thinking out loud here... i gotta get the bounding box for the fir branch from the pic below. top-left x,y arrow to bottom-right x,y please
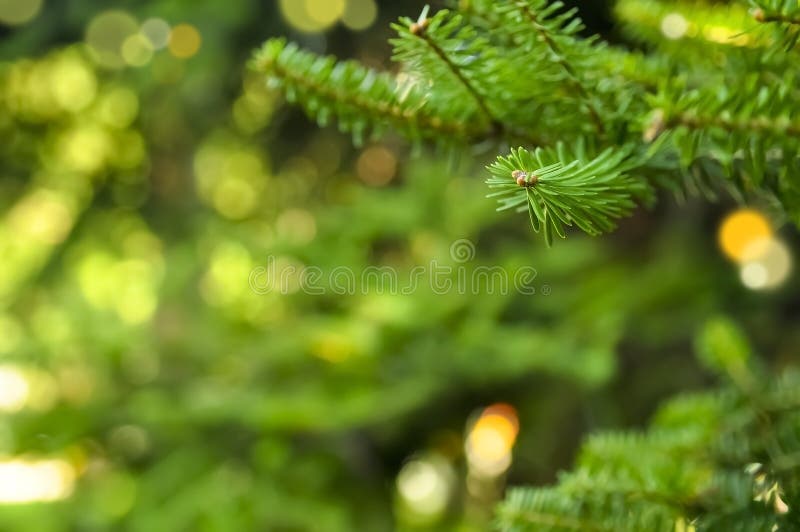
497,488 -> 608,531
558,471 -> 702,511
250,38 -> 491,144
402,14 -> 498,130
255,1 -> 800,240
391,11 -> 494,126
751,1 -> 800,26
391,9 -> 551,146
463,0 -> 614,135
486,143 -> 650,245
513,1 -> 606,134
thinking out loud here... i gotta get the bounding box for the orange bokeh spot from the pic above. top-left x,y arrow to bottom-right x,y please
169,24 -> 201,59
466,403 -> 519,464
356,145 -> 397,186
718,209 -> 772,262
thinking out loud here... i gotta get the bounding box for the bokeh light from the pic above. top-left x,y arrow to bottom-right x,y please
85,10 -> 139,69
342,0 -> 378,31
0,2 -> 795,530
661,13 -> 689,39
56,124 -> 111,174
276,208 -> 317,245
109,425 -> 150,458
200,242 -> 265,312
0,365 -> 59,413
0,0 -> 43,26
194,134 -> 269,219
50,55 -> 98,112
169,24 -> 202,59
141,18 -> 171,50
279,0 -> 347,33
121,33 -> 154,67
396,454 -> 454,522
739,238 -> 792,290
72,217 -> 164,325
96,87 -> 139,129
311,330 -> 356,363
718,209 -> 773,262
306,0 -> 346,27
465,403 -> 519,477
8,189 -> 75,245
0,459 -> 76,504
233,75 -> 276,133
357,145 -> 397,186
0,366 -> 29,412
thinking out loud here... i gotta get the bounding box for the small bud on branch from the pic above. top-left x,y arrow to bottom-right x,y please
512,170 -> 538,187
410,18 -> 430,35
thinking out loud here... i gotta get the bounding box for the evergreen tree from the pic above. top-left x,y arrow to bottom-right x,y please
252,0 -> 800,246
253,0 -> 800,529
0,1 -> 798,530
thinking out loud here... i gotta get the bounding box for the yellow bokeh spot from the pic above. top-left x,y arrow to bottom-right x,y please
121,33 -> 154,67
703,25 -> 753,46
97,87 -> 139,129
6,59 -> 56,118
194,135 -> 269,219
279,0 -> 345,33
465,403 -> 519,477
73,221 -> 163,325
8,188 -> 74,245
0,458 -> 76,503
233,78 -> 276,134
57,125 -> 110,174
0,364 -> 56,413
306,0 -> 345,26
114,260 -> 159,324
718,209 -> 772,262
169,24 -> 201,59
468,416 -> 516,461
50,56 -> 97,112
311,332 -> 355,363
214,178 -> 259,219
200,243 -> 254,306
0,365 -> 29,412
85,10 -> 139,69
276,209 -> 317,245
279,0 -> 320,33
0,0 -> 43,25
342,0 -> 378,31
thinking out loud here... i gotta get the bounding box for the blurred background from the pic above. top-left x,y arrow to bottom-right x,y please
0,0 -> 798,530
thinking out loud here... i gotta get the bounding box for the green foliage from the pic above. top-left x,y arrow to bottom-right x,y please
250,38 -> 484,145
253,0 -> 800,243
496,322 -> 800,532
751,0 -> 800,29
486,143 -> 649,245
2,1 -> 799,531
